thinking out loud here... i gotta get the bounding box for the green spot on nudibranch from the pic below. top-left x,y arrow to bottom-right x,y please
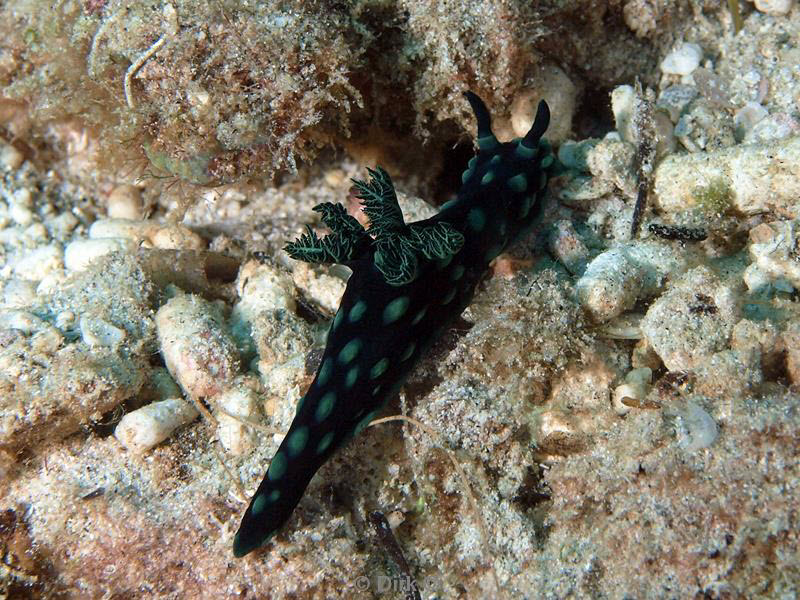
267,452 -> 287,481
372,385 -> 382,395
441,287 -> 457,305
354,410 -> 378,436
287,426 -> 309,457
338,339 -> 362,364
468,156 -> 478,169
332,309 -> 344,331
252,493 -> 268,515
478,135 -> 498,150
541,154 -> 554,169
317,358 -> 332,386
519,196 -> 533,219
515,142 -> 537,159
383,297 -> 410,324
490,154 -> 501,165
370,358 -> 389,379
400,342 -> 416,361
468,208 -> 486,232
411,306 -> 428,325
317,431 -> 334,454
507,173 -> 527,192
481,170 -> 495,185
349,300 -> 367,323
345,365 -> 359,388
268,489 -> 280,502
440,198 -> 459,211
315,391 -> 336,422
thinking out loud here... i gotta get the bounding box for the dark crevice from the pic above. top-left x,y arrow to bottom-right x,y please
431,140 -> 474,205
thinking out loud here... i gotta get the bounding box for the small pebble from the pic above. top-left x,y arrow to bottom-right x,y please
149,225 -> 205,250
89,218 -> 153,241
557,139 -> 599,172
656,85 -> 698,123
13,244 -> 64,281
575,248 -> 644,322
754,0 -> 794,15
80,315 -> 127,348
107,184 -> 143,220
64,238 -> 138,271
30,326 -> 64,354
0,141 -> 24,170
8,201 -> 34,226
660,43 -> 703,76
0,309 -> 46,334
3,279 -> 37,307
115,398 -> 199,454
548,220 -> 589,274
734,102 -> 768,141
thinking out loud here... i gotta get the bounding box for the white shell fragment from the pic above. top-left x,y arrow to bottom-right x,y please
673,400 -> 718,452
115,398 -> 199,454
156,294 -> 240,399
660,43 -> 703,76
611,85 -> 635,143
611,367 -> 653,415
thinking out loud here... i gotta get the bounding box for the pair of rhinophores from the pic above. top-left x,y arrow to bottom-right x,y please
233,91 -> 554,557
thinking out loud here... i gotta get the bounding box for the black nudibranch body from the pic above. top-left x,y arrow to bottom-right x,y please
233,92 -> 552,557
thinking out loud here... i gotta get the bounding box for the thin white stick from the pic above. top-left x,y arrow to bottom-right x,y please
124,35 -> 166,109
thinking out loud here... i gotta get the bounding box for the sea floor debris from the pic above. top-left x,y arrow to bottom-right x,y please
0,1 -> 799,598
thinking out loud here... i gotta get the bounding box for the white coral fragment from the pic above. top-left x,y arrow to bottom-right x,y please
115,398 -> 199,454
156,294 -> 240,399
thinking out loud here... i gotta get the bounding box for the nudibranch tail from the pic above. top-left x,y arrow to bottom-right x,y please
234,91 -> 552,557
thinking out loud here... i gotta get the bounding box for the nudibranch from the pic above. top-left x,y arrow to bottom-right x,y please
233,91 -> 552,557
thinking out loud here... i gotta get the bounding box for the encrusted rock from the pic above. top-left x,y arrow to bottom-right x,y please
641,267 -> 741,371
